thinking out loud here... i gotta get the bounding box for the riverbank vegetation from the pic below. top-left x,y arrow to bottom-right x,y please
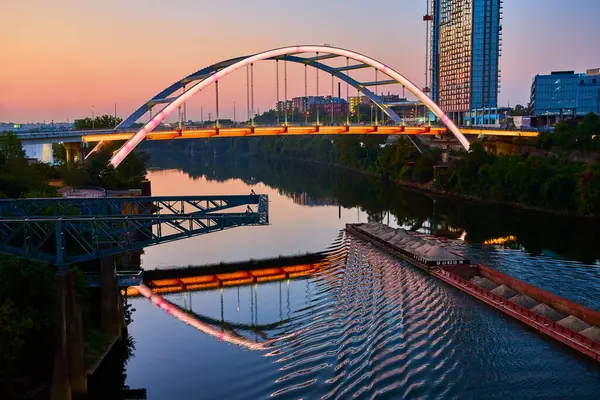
0,126 -> 148,397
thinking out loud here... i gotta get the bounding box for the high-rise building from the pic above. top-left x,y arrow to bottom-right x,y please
431,0 -> 502,123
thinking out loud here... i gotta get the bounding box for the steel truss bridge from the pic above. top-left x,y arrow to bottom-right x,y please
49,44 -> 535,167
0,194 -> 268,266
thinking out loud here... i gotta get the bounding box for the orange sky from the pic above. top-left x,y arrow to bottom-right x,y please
1,0 -> 599,123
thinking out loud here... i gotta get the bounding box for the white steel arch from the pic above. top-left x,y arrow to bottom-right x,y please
110,45 -> 470,167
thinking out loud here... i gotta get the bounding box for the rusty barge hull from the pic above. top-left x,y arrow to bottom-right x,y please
346,223 -> 600,363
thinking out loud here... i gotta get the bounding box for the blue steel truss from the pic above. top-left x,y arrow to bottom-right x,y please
0,195 -> 265,218
0,194 -> 269,267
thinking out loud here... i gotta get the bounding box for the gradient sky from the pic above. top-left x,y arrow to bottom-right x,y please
1,0 -> 599,123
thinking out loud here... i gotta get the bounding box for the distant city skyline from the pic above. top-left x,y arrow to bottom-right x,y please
1,0 -> 599,123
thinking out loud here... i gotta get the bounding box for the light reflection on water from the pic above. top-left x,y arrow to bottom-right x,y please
125,166 -> 600,399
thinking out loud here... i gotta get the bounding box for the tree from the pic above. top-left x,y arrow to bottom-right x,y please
511,104 -> 529,116
74,115 -> 122,130
0,132 -> 26,163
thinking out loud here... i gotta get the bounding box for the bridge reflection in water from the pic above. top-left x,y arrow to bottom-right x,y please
125,250 -> 343,350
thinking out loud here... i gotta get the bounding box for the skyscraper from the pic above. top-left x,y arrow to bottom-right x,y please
431,0 -> 502,124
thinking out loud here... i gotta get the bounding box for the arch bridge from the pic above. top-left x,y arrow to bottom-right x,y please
97,45 -> 475,167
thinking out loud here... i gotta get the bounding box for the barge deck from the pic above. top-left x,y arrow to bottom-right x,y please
346,222 -> 600,363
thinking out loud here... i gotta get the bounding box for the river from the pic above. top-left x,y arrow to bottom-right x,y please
119,154 -> 600,399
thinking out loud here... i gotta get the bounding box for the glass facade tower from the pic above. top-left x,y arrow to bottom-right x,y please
431,0 -> 502,123
530,70 -> 600,118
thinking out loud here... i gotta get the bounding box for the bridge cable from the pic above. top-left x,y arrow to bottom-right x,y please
304,64 -> 308,125
284,60 -> 288,126
375,68 -> 379,126
276,60 -> 280,125
251,63 -> 255,127
183,84 -> 187,122
215,80 -> 220,129
346,57 -> 350,126
316,52 -> 320,126
356,75 -> 360,124
246,65 -> 250,122
331,73 -> 334,124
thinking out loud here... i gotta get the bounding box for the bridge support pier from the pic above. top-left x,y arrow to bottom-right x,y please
66,271 -> 86,395
64,142 -> 84,166
101,255 -> 121,336
51,270 -> 86,399
51,273 -> 70,400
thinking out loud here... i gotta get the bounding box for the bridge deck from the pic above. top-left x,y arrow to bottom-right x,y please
6,124 -> 540,145
80,125 -> 539,143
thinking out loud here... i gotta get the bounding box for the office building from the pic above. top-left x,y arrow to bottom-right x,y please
276,100 -> 293,114
309,97 -> 349,118
289,96 -> 349,118
530,69 -> 600,119
349,94 -> 404,115
431,0 -> 502,124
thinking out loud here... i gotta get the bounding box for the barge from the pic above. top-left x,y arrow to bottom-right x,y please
347,222 -> 600,363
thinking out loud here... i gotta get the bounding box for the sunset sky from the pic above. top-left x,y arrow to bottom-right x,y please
1,0 -> 599,123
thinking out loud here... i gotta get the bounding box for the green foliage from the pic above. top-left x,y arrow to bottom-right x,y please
577,165 -> 600,216
52,143 -> 66,165
537,113 -> 600,152
57,141 -> 148,190
511,104 -> 529,116
0,132 -> 57,198
74,115 -> 122,130
434,140 -> 595,214
0,132 -> 26,162
0,257 -> 56,389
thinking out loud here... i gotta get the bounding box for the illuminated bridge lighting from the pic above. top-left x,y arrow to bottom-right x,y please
108,44 -> 475,167
134,283 -> 302,351
123,262 -> 327,297
483,235 -> 517,246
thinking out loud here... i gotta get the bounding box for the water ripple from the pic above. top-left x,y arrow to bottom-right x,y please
266,233 -> 466,399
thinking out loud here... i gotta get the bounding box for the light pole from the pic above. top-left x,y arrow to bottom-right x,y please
92,106 -> 95,129
233,100 -> 236,125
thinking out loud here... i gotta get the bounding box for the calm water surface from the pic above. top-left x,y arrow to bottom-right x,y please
124,156 -> 600,399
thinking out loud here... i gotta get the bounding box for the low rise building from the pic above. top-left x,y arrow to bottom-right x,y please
530,69 -> 600,120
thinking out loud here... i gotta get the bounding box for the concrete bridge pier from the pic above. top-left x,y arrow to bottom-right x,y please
51,273 -> 70,400
101,255 -> 122,336
51,270 -> 86,399
64,142 -> 84,166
